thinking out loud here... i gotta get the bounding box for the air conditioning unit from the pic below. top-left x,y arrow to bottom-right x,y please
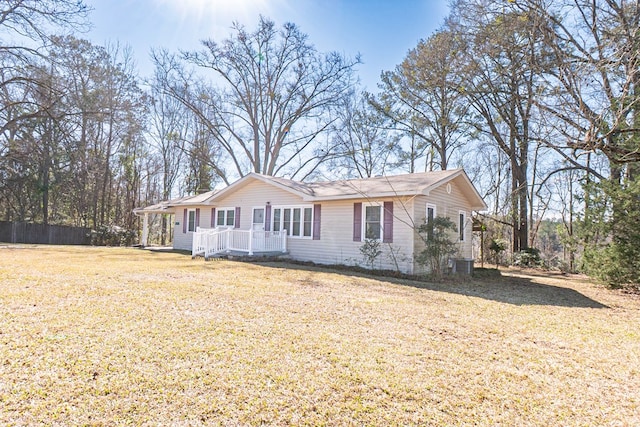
453,258 -> 474,275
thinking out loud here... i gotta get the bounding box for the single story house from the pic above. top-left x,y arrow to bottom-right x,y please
134,169 -> 487,274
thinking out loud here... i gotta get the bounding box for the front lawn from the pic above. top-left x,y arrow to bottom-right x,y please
1,245 -> 638,425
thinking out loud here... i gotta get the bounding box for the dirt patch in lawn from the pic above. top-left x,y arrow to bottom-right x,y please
1,246 -> 638,425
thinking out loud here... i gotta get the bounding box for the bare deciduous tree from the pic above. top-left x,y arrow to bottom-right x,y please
370,28 -> 471,172
0,0 -> 90,135
330,90 -> 400,178
451,0 -> 548,252
155,16 -> 360,180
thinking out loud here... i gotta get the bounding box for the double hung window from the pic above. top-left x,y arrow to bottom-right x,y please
216,208 -> 235,227
271,206 -> 313,238
364,205 -> 382,240
426,204 -> 436,240
187,209 -> 196,232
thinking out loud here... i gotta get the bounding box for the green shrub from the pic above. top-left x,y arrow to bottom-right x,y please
415,216 -> 459,278
513,247 -> 543,268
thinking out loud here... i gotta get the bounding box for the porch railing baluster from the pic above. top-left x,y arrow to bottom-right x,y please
192,228 -> 287,258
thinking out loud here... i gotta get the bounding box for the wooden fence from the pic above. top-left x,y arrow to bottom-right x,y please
0,221 -> 91,245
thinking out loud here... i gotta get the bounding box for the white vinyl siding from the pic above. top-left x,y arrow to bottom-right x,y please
413,179 -> 475,272
173,205 -> 214,251
171,174 -> 479,275
308,198 -> 414,273
196,186 -> 415,273
172,193 -> 415,273
214,180 -> 304,230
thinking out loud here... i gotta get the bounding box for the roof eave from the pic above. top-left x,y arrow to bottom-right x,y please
133,206 -> 175,215
470,204 -> 489,211
303,191 -> 419,202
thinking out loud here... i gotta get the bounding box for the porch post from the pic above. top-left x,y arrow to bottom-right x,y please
282,231 -> 287,253
141,213 -> 149,247
248,229 -> 254,255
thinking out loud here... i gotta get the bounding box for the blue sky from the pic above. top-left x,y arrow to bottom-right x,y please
85,0 -> 450,90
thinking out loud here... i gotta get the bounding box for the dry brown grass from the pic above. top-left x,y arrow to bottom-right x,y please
1,245 -> 639,426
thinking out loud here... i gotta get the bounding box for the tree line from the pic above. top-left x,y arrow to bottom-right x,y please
1,0 -> 638,286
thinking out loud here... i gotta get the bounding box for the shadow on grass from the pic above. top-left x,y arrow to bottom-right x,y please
248,260 -> 609,309
419,273 -> 608,308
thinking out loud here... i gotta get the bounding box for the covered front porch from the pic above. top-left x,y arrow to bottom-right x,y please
192,227 -> 288,259
133,202 -> 175,247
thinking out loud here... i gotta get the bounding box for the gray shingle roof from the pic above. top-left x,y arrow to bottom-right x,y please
283,169 -> 462,200
135,169 -> 487,213
133,190 -> 216,214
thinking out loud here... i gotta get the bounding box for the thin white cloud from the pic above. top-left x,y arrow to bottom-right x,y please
151,0 -> 292,33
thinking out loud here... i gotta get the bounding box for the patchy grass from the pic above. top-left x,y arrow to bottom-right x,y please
1,245 -> 639,426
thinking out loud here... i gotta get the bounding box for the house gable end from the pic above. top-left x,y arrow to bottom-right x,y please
206,173 -> 313,205
421,169 -> 487,211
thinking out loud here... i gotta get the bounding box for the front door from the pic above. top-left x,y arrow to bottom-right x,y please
252,208 -> 265,231
252,208 -> 265,251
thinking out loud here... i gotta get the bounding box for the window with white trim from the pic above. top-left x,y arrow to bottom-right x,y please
303,207 -> 312,237
459,211 -> 466,241
273,208 -> 282,232
187,209 -> 196,232
364,203 -> 383,241
272,205 -> 313,238
426,203 -> 436,240
216,208 -> 235,227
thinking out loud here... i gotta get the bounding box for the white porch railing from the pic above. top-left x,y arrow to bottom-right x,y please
192,227 -> 287,259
